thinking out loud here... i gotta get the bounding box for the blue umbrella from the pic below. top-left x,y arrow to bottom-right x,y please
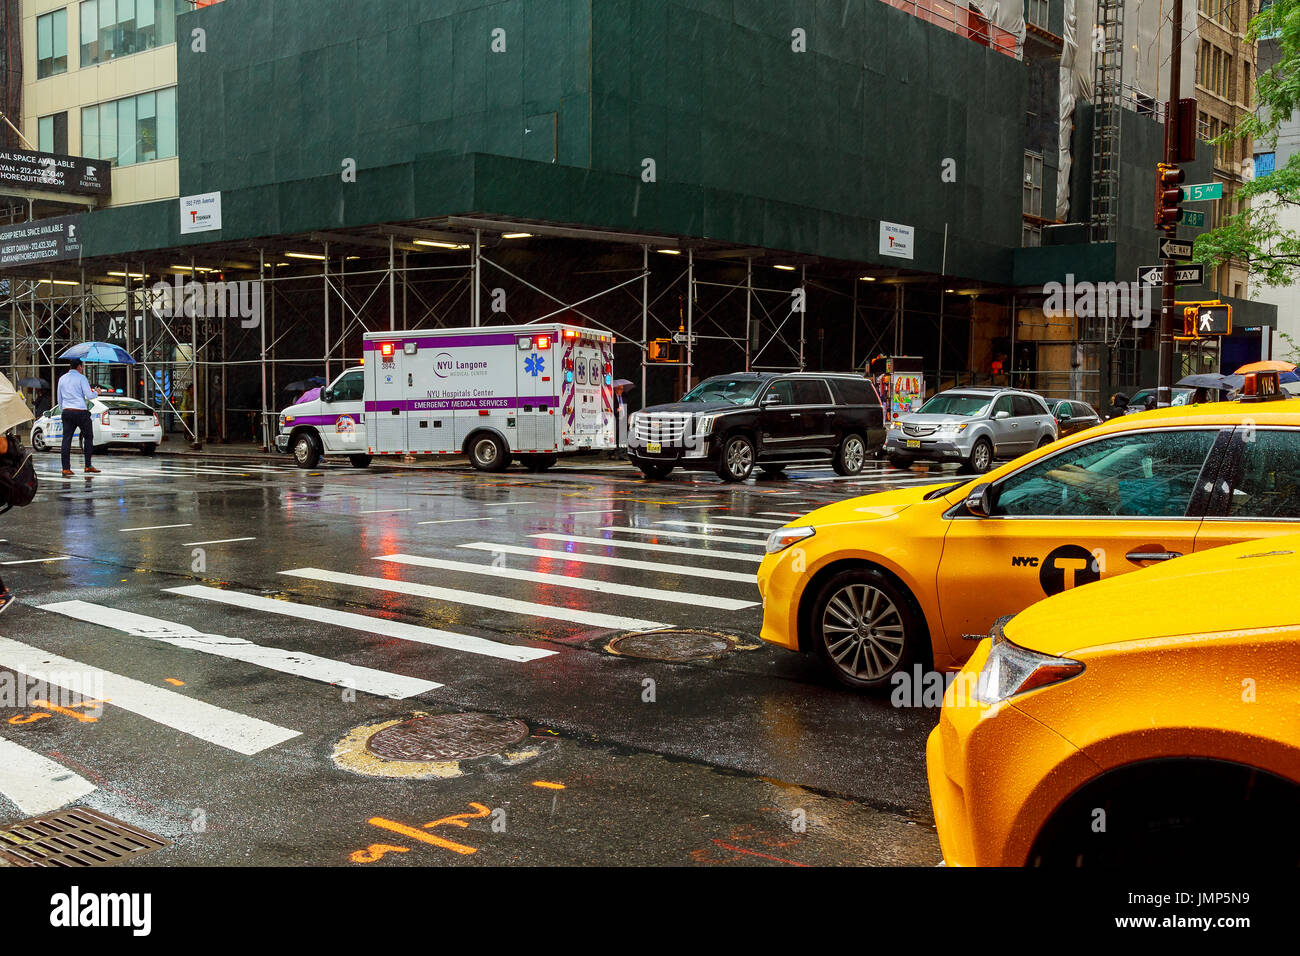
59,342 -> 136,365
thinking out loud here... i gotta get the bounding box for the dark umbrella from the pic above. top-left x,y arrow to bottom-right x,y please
1178,373 -> 1241,390
611,379 -> 634,388
17,378 -> 48,389
284,377 -> 327,392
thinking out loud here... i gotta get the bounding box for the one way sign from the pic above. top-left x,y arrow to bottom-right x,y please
1136,263 -> 1205,286
1157,237 -> 1194,260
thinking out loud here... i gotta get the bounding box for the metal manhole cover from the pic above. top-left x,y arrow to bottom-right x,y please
0,808 -> 169,867
366,712 -> 530,762
607,629 -> 735,662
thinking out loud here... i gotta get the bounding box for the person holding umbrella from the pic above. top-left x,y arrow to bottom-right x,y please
57,358 -> 100,477
609,379 -> 634,459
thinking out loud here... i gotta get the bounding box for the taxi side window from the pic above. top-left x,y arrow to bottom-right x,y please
332,372 -> 364,402
1223,429 -> 1300,519
993,430 -> 1218,518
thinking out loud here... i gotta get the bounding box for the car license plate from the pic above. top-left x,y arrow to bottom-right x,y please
113,432 -> 130,439
647,441 -> 662,454
905,439 -> 921,448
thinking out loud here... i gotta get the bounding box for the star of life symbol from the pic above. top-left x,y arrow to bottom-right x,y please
525,353 -> 545,377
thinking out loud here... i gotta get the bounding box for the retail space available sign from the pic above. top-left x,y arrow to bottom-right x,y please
879,221 -> 915,260
0,214 -> 84,268
180,192 -> 222,234
0,148 -> 110,197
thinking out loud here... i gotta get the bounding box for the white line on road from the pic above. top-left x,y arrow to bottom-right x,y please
759,512 -> 806,518
530,533 -> 763,563
598,526 -> 765,547
358,508 -> 413,514
0,736 -> 97,816
565,509 -> 624,515
182,537 -> 257,546
0,635 -> 300,755
460,542 -> 756,583
376,554 -> 758,610
697,516 -> 787,526
168,585 -> 557,661
0,556 -> 71,565
37,601 -> 441,700
278,568 -> 664,632
120,524 -> 192,532
655,521 -> 769,536
417,516 -> 507,525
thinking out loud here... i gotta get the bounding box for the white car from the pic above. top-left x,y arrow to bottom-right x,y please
30,397 -> 163,455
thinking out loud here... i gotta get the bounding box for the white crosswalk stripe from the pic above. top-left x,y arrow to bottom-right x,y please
759,512 -> 806,518
376,554 -> 758,610
37,601 -> 442,700
168,585 -> 558,661
598,526 -> 765,547
0,736 -> 97,816
698,516 -> 787,527
277,568 -> 666,632
459,542 -> 756,583
654,521 -> 769,536
530,532 -> 763,563
0,635 -> 300,755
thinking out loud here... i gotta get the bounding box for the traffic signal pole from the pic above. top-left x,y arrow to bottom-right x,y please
1159,0 -> 1184,406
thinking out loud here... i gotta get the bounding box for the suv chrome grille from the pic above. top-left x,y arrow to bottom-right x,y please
632,413 -> 691,443
903,425 -> 936,437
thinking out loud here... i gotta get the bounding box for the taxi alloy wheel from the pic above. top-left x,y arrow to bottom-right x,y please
717,434 -> 755,482
813,568 -> 921,689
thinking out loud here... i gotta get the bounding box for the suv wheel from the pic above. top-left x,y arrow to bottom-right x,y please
962,437 -> 993,474
832,433 -> 867,476
716,434 -> 755,482
638,461 -> 673,480
811,567 -> 924,690
1037,435 -> 1054,449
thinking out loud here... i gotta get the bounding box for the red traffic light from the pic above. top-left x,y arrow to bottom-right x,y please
1155,163 -> 1185,232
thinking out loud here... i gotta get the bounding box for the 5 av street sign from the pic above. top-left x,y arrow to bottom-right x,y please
1182,182 -> 1223,202
1136,263 -> 1205,286
1157,237 -> 1194,261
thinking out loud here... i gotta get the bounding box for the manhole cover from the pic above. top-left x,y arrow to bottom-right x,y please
0,808 -> 169,867
366,712 -> 530,762
607,629 -> 736,662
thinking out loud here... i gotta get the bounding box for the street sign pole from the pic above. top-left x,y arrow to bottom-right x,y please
1159,0 -> 1183,408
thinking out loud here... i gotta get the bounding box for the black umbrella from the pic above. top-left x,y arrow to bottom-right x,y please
284,377 -> 327,392
17,378 -> 48,389
1178,373 -> 1242,390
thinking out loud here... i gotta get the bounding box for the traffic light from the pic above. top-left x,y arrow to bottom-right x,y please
1179,301 -> 1232,338
647,338 -> 680,363
1155,163 -> 1185,232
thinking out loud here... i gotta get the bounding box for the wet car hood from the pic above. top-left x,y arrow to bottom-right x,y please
787,484 -> 939,527
636,401 -> 753,416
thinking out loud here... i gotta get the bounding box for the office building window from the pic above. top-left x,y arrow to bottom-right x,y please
1027,0 -> 1049,29
37,9 -> 69,79
38,112 -> 69,154
1023,151 -> 1043,217
79,0 -> 188,67
81,87 -> 176,167
1022,222 -> 1042,247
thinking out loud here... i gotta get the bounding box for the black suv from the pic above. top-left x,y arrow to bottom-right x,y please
626,372 -> 886,482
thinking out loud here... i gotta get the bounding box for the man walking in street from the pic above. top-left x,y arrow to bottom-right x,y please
57,358 -> 100,477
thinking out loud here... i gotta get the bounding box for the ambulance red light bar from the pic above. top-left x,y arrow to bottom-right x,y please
380,342 -> 394,357
536,335 -> 551,349
563,330 -> 577,338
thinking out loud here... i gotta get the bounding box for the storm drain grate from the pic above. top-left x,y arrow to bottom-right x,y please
607,629 -> 735,662
366,712 -> 531,762
0,808 -> 169,867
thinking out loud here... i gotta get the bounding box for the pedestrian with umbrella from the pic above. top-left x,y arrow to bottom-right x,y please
19,378 -> 52,417
56,357 -> 101,477
609,378 -> 634,459
0,372 -> 38,613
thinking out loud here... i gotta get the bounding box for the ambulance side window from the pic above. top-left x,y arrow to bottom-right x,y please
331,371 -> 364,402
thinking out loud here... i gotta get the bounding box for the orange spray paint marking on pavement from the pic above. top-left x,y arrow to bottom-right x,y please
532,781 -> 565,790
425,802 -> 491,830
350,844 -> 410,864
164,678 -> 186,686
31,699 -> 109,723
368,818 -> 477,856
8,712 -> 52,725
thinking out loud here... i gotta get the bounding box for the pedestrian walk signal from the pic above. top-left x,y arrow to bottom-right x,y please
647,338 -> 682,363
1179,301 -> 1232,338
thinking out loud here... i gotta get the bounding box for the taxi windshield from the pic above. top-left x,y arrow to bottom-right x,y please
680,379 -> 762,405
918,393 -> 991,417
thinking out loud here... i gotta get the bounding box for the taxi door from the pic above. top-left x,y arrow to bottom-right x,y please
1195,424 -> 1300,551
934,425 -> 1226,659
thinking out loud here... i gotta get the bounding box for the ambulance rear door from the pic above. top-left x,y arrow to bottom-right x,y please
515,330 -> 558,453
368,339 -> 406,454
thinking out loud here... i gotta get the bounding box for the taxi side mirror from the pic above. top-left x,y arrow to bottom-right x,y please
965,482 -> 996,517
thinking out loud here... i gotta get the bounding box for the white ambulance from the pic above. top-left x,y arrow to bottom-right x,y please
275,324 -> 616,470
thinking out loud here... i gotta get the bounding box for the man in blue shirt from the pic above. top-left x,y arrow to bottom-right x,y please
57,359 -> 101,477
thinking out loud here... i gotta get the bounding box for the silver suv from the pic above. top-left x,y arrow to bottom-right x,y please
885,386 -> 1058,473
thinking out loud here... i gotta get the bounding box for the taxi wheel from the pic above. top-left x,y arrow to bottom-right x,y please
32,429 -> 46,452
717,434 -> 755,482
292,432 -> 322,468
832,433 -> 867,476
812,568 -> 923,690
961,438 -> 993,474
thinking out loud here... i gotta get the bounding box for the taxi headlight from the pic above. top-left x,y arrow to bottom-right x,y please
766,526 -> 814,554
971,624 -> 1084,705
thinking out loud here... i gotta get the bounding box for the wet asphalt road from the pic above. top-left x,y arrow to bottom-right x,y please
0,451 -> 959,866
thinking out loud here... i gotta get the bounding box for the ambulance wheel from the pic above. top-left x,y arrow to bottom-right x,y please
349,455 -> 372,469
468,433 -> 509,472
519,454 -> 558,472
292,432 -> 322,468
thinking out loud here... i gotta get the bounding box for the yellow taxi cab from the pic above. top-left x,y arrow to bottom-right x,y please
927,532 -> 1300,866
757,401 -> 1300,688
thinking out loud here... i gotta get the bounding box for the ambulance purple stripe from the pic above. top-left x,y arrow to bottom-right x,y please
363,333 -> 519,350
365,398 -> 543,412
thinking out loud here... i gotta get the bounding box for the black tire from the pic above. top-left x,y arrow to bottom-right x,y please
349,454 -> 372,468
637,462 -> 673,480
31,429 -> 46,453
468,433 -> 509,472
716,433 -> 756,482
1037,435 -> 1054,449
961,438 -> 993,474
140,443 -> 157,456
832,433 -> 867,476
759,464 -> 787,476
519,454 -> 558,473
292,431 -> 322,468
887,454 -> 912,470
811,567 -> 927,690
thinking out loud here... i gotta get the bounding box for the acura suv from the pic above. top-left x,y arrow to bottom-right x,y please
627,372 -> 886,481
885,386 -> 1057,473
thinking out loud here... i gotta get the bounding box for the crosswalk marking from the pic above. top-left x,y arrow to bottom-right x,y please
597,526 -> 765,547
654,521 -> 769,536
0,635 -> 300,755
1,556 -> 72,565
120,523 -> 192,532
699,517 -> 787,527
182,537 -> 256,546
167,585 -> 559,661
375,554 -> 758,610
277,568 -> 666,632
530,533 -> 763,563
459,542 -> 756,583
0,736 -> 97,816
759,512 -> 806,518
37,601 -> 442,700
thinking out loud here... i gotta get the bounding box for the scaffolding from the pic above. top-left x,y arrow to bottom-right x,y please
1090,0 -> 1126,242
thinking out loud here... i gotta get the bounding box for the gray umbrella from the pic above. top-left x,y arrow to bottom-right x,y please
1178,373 -> 1241,390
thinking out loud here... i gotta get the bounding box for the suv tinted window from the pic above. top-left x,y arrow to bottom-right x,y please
1223,429 -> 1300,518
792,379 -> 831,405
1012,395 -> 1041,417
766,380 -> 796,405
994,429 -> 1217,518
991,395 -> 1016,418
829,378 -> 879,406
